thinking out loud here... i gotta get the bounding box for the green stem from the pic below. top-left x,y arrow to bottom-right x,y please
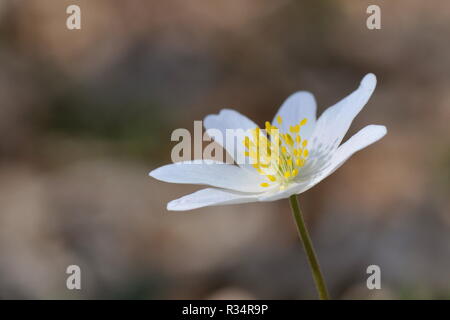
289,195 -> 330,300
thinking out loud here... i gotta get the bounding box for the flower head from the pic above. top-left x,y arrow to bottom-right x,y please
150,73 -> 386,211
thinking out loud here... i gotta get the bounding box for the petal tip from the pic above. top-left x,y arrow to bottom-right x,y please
166,201 -> 175,211
361,73 -> 377,89
204,108 -> 234,122
148,167 -> 160,179
371,124 -> 387,136
167,199 -> 186,211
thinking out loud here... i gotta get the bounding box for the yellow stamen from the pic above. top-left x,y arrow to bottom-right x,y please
290,125 -> 300,133
285,134 -> 294,146
296,158 -> 305,166
243,136 -> 251,148
245,117 -> 310,190
277,115 -> 283,125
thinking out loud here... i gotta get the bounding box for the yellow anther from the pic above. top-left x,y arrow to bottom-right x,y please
252,127 -> 260,141
277,115 -> 283,125
248,117 -> 309,190
290,125 -> 300,133
287,134 -> 295,146
243,137 -> 251,148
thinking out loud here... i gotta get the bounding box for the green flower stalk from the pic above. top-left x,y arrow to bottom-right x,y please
289,195 -> 329,299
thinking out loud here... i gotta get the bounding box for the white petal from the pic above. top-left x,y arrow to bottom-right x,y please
272,91 -> 317,139
204,109 -> 258,165
149,161 -> 268,192
309,73 -> 377,153
321,124 -> 387,177
167,188 -> 260,211
260,124 -> 386,201
257,183 -> 303,202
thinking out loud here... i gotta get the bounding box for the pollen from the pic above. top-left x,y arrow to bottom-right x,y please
243,117 -> 310,190
277,115 -> 283,125
296,158 -> 305,166
289,125 -> 300,133
285,134 -> 294,146
243,136 -> 252,149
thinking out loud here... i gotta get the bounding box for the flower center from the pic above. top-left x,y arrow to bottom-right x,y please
243,116 -> 309,190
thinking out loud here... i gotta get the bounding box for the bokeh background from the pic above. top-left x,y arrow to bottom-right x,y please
0,0 -> 449,299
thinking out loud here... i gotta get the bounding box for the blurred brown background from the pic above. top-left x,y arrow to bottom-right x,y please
0,0 -> 449,299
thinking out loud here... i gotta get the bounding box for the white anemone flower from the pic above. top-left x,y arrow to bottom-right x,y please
150,73 -> 386,211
